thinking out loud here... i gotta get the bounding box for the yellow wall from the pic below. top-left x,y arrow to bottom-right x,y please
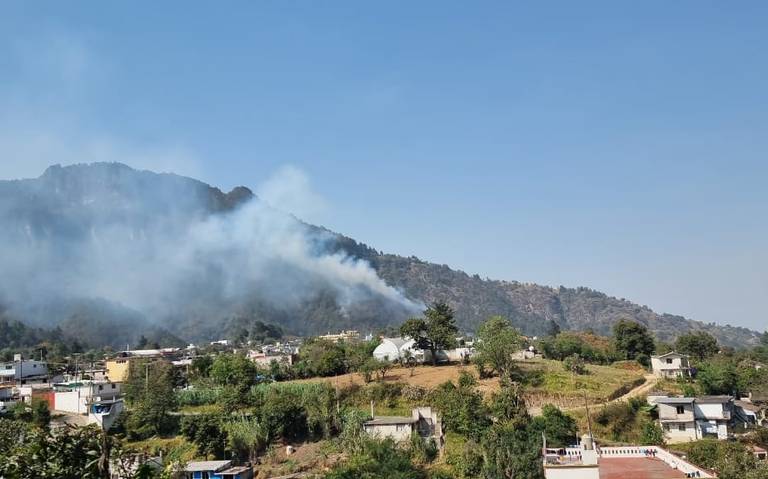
105,359 -> 131,382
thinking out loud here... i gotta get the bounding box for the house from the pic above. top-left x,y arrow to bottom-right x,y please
649,394 -> 734,442
650,352 -> 691,379
106,348 -> 180,382
0,384 -> 17,414
734,399 -> 767,427
182,460 -> 253,479
0,359 -> 49,384
53,381 -> 124,430
543,436 -> 714,478
363,407 -> 444,450
247,351 -> 293,368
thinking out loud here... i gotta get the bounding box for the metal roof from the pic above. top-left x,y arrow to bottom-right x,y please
364,416 -> 416,426
183,460 -> 232,472
651,351 -> 687,359
696,395 -> 733,404
655,397 -> 695,404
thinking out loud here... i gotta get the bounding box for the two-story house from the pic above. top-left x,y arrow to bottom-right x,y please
650,351 -> 691,379
649,395 -> 734,442
0,359 -> 49,384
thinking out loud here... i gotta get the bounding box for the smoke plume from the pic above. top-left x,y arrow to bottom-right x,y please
0,163 -> 421,337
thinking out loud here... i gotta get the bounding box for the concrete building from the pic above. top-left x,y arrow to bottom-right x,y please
363,407 -> 444,450
650,351 -> 691,379
53,381 -> 124,430
649,394 -> 735,442
0,384 -> 17,413
0,359 -> 49,384
735,399 -> 767,427
247,350 -> 293,368
318,330 -> 360,343
543,438 -> 714,478
106,348 -> 180,382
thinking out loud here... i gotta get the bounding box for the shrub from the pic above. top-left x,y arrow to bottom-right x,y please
563,354 -> 587,375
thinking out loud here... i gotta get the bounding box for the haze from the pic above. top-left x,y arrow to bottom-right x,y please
1,2 -> 766,330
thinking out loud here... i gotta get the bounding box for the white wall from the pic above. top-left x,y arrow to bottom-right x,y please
662,421 -> 697,442
55,390 -> 85,414
695,403 -> 726,419
544,466 -> 600,479
364,423 -> 413,442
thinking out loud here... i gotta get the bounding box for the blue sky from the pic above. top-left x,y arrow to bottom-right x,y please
1,2 -> 766,330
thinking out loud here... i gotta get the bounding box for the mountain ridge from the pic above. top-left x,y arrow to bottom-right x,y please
0,163 -> 760,349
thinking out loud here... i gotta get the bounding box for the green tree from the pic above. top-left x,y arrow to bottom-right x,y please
697,357 -> 740,395
532,405 -> 577,448
124,360 -> 178,438
481,383 -> 544,479
0,420 -> 112,478
675,331 -> 719,362
31,398 -> 51,429
325,438 -> 426,479
488,380 -> 529,423
180,414 -> 228,459
474,316 -> 522,379
294,338 -> 347,377
431,371 -> 490,439
400,302 -> 458,366
190,355 -> 213,379
563,354 -> 587,375
210,353 -> 259,388
612,320 -> 655,362
640,420 -> 664,446
687,440 -> 756,479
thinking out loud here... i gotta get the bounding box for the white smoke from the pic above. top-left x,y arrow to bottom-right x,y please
0,163 -> 421,332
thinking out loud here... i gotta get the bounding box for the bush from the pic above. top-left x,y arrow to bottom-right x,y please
563,354 -> 587,375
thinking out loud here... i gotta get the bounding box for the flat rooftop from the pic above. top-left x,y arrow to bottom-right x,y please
599,457 -> 686,479
364,416 -> 416,425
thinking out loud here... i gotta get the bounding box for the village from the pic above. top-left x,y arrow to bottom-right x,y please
2,310 -> 767,479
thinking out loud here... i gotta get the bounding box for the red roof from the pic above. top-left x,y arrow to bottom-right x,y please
599,457 -> 687,479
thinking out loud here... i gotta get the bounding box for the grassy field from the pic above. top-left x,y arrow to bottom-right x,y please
520,359 -> 646,409
292,358 -> 646,410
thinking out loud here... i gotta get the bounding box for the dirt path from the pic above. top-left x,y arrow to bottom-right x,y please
528,373 -> 657,416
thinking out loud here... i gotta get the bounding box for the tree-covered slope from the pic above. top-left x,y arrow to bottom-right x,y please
0,163 -> 760,349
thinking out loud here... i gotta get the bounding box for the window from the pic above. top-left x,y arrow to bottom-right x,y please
663,423 -> 670,431
676,406 -> 685,415
666,359 -> 673,364
678,424 -> 686,431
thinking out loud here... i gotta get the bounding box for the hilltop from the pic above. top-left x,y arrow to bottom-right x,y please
0,163 -> 760,349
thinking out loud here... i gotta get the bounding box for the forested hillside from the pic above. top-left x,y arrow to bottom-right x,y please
0,163 -> 760,349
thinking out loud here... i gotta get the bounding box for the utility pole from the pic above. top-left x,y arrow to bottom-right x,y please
583,390 -> 594,443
